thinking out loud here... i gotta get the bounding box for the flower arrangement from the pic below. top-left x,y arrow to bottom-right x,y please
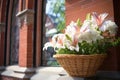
43,12 -> 120,55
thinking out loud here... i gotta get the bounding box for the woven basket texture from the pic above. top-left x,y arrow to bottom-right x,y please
54,54 -> 106,77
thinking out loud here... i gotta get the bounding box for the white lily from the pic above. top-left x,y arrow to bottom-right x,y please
65,21 -> 80,40
100,20 -> 118,34
79,28 -> 103,43
43,42 -> 54,51
80,20 -> 91,32
43,12 -> 118,54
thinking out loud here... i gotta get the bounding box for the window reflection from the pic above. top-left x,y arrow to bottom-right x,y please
10,0 -> 19,65
42,0 -> 65,66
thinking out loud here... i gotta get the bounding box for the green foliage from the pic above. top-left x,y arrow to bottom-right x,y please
57,38 -> 120,55
52,0 -> 65,32
57,48 -> 77,54
111,37 -> 120,46
57,20 -> 65,32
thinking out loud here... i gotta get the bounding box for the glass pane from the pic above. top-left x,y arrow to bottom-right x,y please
10,0 -> 19,65
42,0 -> 65,66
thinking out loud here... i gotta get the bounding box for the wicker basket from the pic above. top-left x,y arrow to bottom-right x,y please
53,54 -> 106,77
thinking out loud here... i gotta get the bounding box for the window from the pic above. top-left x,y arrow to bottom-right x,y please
9,0 -> 19,65
42,0 -> 65,66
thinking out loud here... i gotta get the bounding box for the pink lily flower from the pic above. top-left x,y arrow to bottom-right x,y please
92,12 -> 108,26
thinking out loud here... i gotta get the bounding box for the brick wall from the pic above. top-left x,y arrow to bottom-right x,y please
19,23 -> 33,67
65,0 -> 114,25
18,0 -> 34,68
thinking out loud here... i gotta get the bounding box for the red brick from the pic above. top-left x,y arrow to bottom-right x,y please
19,23 -> 33,68
65,0 -> 114,25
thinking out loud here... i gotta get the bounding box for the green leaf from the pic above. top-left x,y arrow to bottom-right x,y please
65,34 -> 72,42
76,18 -> 82,27
86,13 -> 91,20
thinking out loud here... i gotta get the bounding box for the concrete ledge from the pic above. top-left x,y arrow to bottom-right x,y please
16,9 -> 34,17
6,65 -> 35,73
36,67 -> 67,74
1,70 -> 14,77
31,67 -> 68,80
31,72 -> 60,80
1,66 -> 120,80
0,66 -> 5,74
1,65 -> 35,79
57,76 -> 96,80
16,9 -> 34,27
